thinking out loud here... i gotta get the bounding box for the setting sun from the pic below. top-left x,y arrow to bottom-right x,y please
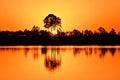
51,30 -> 57,35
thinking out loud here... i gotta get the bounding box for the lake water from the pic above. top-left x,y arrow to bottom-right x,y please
0,46 -> 120,80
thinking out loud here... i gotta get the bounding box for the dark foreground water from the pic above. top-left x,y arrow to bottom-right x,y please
0,46 -> 120,80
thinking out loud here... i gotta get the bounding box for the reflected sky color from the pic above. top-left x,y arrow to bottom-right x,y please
0,46 -> 120,80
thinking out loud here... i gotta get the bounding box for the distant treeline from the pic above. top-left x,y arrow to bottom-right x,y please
0,27 -> 120,45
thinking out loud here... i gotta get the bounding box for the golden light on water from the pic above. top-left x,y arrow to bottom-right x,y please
0,46 -> 120,80
0,1 -> 120,80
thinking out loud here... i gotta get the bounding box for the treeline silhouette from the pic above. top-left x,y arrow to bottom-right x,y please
0,27 -> 120,45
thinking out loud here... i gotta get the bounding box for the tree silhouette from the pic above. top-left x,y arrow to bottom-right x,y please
43,14 -> 61,34
31,25 -> 40,32
98,27 -> 107,34
72,29 -> 81,36
84,29 -> 93,36
0,26 -> 120,45
109,28 -> 116,35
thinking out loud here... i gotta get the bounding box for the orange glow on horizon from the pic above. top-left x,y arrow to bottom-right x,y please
0,0 -> 120,32
51,30 -> 57,35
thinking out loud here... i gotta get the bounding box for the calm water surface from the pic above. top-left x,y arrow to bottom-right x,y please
0,46 -> 120,80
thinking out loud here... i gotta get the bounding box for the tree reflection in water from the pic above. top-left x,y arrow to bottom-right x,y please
0,46 -> 119,72
41,47 -> 47,55
33,47 -> 39,60
73,47 -> 117,58
24,48 -> 29,57
44,48 -> 61,71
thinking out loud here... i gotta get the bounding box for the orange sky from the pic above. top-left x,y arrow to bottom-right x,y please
0,0 -> 120,32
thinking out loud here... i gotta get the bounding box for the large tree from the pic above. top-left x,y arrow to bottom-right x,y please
43,14 -> 61,34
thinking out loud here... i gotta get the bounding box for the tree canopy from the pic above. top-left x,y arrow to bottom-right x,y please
43,14 -> 61,29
